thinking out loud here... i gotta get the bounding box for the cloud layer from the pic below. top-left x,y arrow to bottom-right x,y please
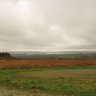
0,0 -> 96,51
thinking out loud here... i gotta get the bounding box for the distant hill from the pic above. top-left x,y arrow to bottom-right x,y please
9,51 -> 96,59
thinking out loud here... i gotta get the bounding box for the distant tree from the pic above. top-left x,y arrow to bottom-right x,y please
0,52 -> 12,58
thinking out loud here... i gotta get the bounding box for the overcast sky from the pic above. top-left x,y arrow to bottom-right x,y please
0,0 -> 96,51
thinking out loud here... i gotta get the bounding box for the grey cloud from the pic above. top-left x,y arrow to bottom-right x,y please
0,0 -> 96,51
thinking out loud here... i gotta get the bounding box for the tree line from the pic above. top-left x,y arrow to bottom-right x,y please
0,52 -> 11,57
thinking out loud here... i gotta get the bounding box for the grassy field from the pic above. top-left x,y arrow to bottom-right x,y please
0,66 -> 96,96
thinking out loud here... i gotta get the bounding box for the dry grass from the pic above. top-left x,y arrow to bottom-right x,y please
16,69 -> 96,79
0,86 -> 66,96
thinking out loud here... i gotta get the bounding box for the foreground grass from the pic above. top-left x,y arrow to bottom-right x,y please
0,66 -> 96,96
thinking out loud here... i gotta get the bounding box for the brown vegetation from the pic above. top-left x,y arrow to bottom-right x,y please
0,59 -> 96,69
16,69 -> 96,79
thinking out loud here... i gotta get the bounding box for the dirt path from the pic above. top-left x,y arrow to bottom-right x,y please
0,87 -> 67,96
